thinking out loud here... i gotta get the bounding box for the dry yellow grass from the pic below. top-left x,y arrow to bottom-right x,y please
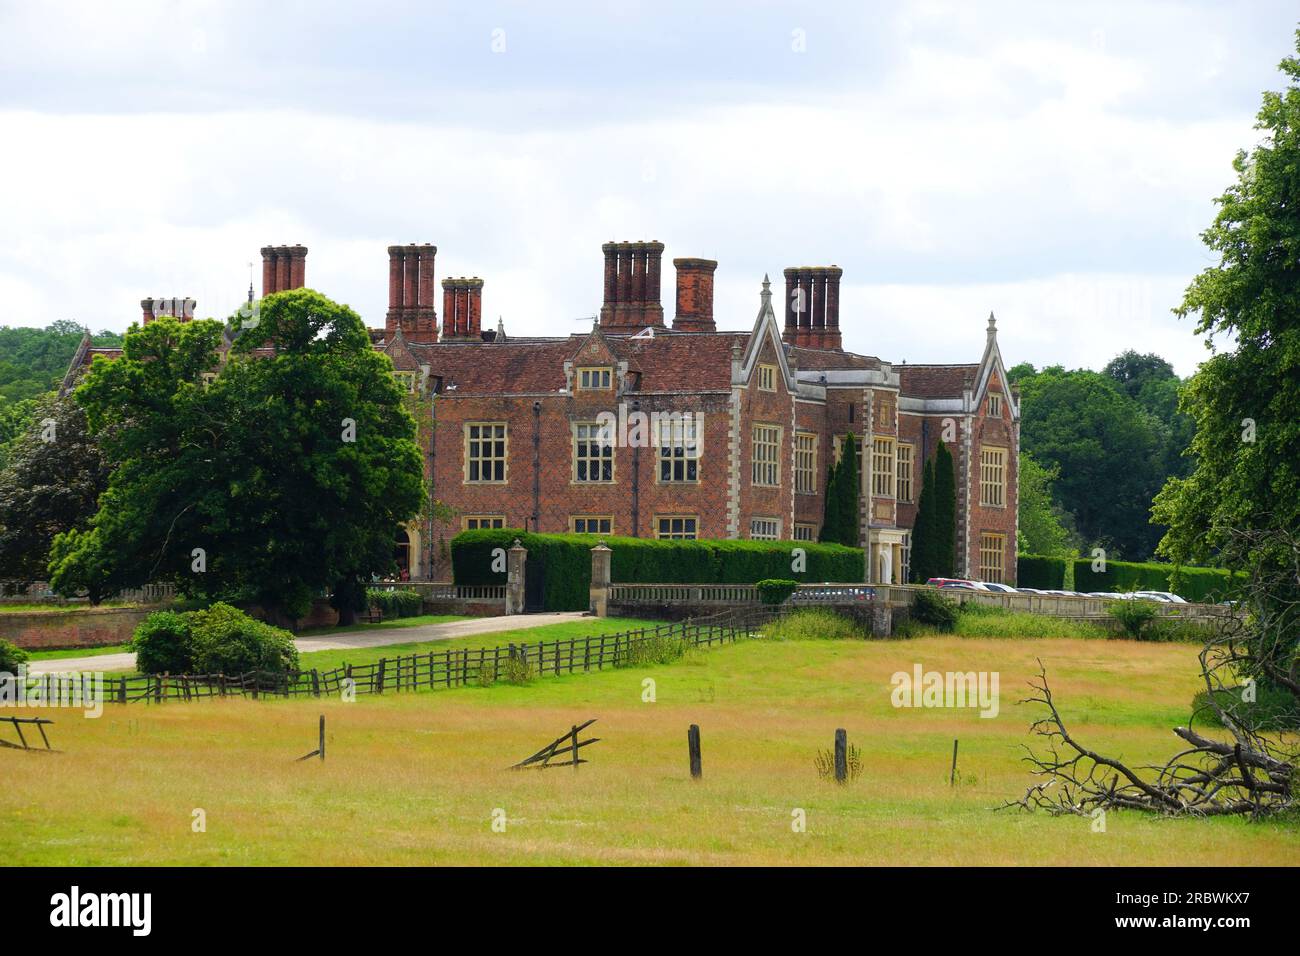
2,634 -> 1297,865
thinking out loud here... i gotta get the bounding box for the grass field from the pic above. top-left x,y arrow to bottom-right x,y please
3,628 -> 1297,866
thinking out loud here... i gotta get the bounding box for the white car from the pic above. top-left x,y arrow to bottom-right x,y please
976,582 -> 1018,593
1133,590 -> 1188,604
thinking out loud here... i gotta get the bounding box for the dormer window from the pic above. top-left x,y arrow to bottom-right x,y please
758,363 -> 777,391
577,367 -> 612,390
988,392 -> 1003,417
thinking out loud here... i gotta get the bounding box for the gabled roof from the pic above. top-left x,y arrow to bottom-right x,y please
896,364 -> 977,399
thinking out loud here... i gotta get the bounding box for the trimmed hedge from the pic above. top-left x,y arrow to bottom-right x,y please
367,588 -> 423,618
1016,555 -> 1067,590
756,579 -> 800,605
451,529 -> 864,612
1073,559 -> 1243,602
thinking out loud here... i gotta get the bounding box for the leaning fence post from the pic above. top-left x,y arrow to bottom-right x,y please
571,724 -> 579,771
688,724 -> 702,779
950,738 -> 959,787
834,728 -> 848,783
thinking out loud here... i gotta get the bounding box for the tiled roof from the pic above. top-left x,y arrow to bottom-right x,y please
897,364 -> 977,399
787,346 -> 881,371
404,331 -> 752,394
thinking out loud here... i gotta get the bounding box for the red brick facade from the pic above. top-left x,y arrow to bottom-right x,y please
64,240 -> 1021,586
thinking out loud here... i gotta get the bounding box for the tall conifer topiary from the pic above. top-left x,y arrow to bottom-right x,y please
934,440 -> 957,577
912,456 -> 936,581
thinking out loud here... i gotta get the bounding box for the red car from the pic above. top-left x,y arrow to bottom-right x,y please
925,578 -> 987,591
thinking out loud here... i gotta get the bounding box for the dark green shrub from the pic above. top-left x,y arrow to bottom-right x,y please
367,588 -> 423,618
187,603 -> 299,675
0,639 -> 28,674
1107,599 -> 1161,639
757,579 -> 800,605
130,611 -> 193,675
912,590 -> 958,630
1016,555 -> 1067,590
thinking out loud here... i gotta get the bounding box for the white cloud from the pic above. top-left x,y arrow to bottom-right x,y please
0,0 -> 1291,380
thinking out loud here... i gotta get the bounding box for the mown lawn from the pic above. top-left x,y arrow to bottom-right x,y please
3,632 -> 1297,866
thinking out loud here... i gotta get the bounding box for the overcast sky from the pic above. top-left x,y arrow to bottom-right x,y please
1,1 -> 1296,376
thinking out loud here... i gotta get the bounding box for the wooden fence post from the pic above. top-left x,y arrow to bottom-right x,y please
834,728 -> 847,783
319,714 -> 326,762
950,739 -> 959,787
571,724 -> 579,771
688,724 -> 702,779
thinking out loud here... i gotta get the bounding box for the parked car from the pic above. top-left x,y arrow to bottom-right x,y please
976,582 -> 1018,593
926,578 -> 988,591
1085,592 -> 1119,599
1015,587 -> 1046,594
1133,590 -> 1188,604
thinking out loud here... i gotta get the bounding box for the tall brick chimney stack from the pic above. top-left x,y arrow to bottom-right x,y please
599,240 -> 665,332
141,297 -> 196,325
385,243 -> 438,342
782,264 -> 843,350
440,277 -> 484,340
671,258 -> 717,332
260,245 -> 309,296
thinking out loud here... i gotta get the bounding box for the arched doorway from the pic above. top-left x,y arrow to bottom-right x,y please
393,530 -> 411,581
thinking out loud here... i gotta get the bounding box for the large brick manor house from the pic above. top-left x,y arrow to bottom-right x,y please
65,239 -> 1021,585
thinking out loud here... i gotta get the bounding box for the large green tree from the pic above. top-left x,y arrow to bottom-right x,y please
0,321 -> 123,406
1153,33 -> 1300,588
1014,365 -> 1165,559
1016,451 -> 1075,557
0,392 -> 110,584
49,290 -> 425,621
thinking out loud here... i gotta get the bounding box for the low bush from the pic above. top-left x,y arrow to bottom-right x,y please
756,579 -> 800,605
1107,599 -> 1161,640
130,611 -> 193,675
131,603 -> 298,676
911,590 -> 959,630
502,654 -> 534,685
188,603 -> 299,675
0,639 -> 28,674
367,588 -> 423,618
761,609 -> 866,641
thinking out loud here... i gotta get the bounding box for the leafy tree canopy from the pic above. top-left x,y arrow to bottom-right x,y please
49,291 -> 425,619
1153,32 -> 1300,584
